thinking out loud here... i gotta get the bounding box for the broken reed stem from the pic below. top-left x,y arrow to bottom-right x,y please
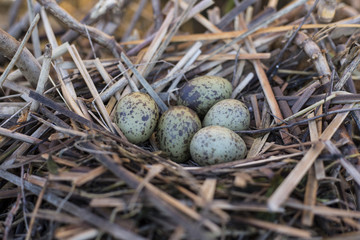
117,61 -> 139,93
158,41 -> 202,86
121,24 -> 360,46
334,48 -> 360,90
239,14 -> 291,144
324,140 -> 360,186
144,0 -> 196,77
0,169 -> 145,240
94,58 -> 121,100
37,0 -> 123,58
281,93 -> 336,123
192,0 -> 309,65
0,14 -> 40,87
0,127 -> 42,144
67,44 -> 115,133
25,181 -> 48,240
294,31 -> 331,85
100,77 -> 128,102
81,142 -> 221,236
267,103 -> 355,211
26,0 -> 42,58
231,72 -> 253,98
269,0 -> 319,74
121,53 -> 168,112
237,106 -> 360,135
30,44 -> 52,113
164,52 -> 270,61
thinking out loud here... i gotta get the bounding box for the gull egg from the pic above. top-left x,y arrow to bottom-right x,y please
157,106 -> 201,163
203,99 -> 250,131
190,126 -> 247,166
178,76 -> 232,117
115,92 -> 159,144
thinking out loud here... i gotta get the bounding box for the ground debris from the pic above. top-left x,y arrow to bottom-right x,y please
1,0 -> 360,239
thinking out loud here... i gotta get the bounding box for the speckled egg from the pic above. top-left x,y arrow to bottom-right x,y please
178,76 -> 233,117
115,92 -> 159,144
203,99 -> 250,131
190,126 -> 247,166
157,106 -> 201,163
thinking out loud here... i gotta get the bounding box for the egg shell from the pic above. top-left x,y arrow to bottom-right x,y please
177,76 -> 233,117
203,99 -> 250,131
115,92 -> 159,144
190,126 -> 247,166
157,106 -> 201,163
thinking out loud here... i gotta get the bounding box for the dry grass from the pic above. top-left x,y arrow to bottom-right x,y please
1,0 -> 360,239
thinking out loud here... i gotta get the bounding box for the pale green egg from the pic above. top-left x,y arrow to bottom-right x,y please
177,76 -> 233,117
190,126 -> 247,166
157,106 -> 201,163
115,92 -> 159,144
203,99 -> 250,131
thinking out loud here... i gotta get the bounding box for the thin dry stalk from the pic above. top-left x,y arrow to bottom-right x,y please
234,217 -> 311,238
121,53 -> 168,112
324,140 -> 360,186
0,168 -> 145,240
26,0 -> 41,58
30,44 -> 52,113
0,14 -> 41,87
301,113 -> 319,226
239,15 -> 291,144
268,103 -> 355,211
37,0 -> 123,57
67,44 -> 115,133
25,181 -> 48,240
294,31 -> 331,86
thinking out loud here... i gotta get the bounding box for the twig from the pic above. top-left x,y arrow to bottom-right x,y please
26,0 -> 41,58
231,72 -> 254,98
0,14 -> 41,87
167,50 -> 201,93
121,53 -> 168,112
37,0 -> 124,58
117,61 -> 139,92
195,0 -> 309,66
324,140 -> 360,186
216,0 -> 256,30
121,23 -> 360,46
25,180 -> 46,240
334,48 -> 360,90
20,166 -> 29,231
268,0 -> 320,76
141,0 -> 196,78
151,0 -> 163,32
234,216 -> 311,238
157,41 -> 202,92
239,14 -> 291,144
30,44 -> 52,113
237,106 -> 360,135
0,169 -> 145,240
281,93 -> 336,123
267,103 -> 355,211
40,8 -> 82,116
294,31 -> 331,85
67,44 -> 115,133
28,90 -> 104,132
3,192 -> 21,240
0,126 -> 42,144
94,59 -> 121,100
100,77 -> 128,102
